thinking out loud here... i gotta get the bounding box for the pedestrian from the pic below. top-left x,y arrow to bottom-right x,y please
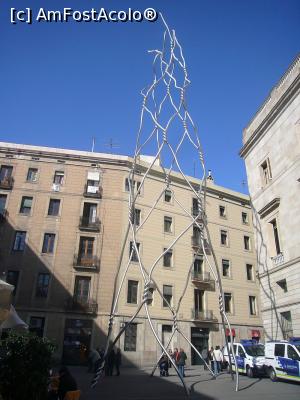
173,348 -> 179,367
57,366 -> 78,400
208,347 -> 214,371
115,348 -> 122,376
168,349 -> 173,368
212,345 -> 223,375
201,347 -> 208,370
177,348 -> 187,378
107,348 -> 115,376
87,348 -> 100,373
159,354 -> 169,377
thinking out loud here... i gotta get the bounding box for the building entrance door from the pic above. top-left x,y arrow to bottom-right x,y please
191,327 -> 209,365
63,319 -> 93,365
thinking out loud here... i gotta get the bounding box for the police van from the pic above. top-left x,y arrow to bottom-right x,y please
264,338 -> 300,383
223,340 -> 265,378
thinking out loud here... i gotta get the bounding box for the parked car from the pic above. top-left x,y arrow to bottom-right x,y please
264,337 -> 300,383
223,340 -> 265,378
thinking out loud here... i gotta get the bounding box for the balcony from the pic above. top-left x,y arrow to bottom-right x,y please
83,184 -> 102,198
191,309 -> 217,322
191,237 -> 211,254
271,252 -> 284,267
0,176 -> 14,190
0,209 -> 8,223
66,297 -> 98,314
74,255 -> 100,270
79,217 -> 101,232
191,271 -> 215,289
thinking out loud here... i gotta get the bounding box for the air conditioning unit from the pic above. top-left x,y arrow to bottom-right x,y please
52,183 -> 60,192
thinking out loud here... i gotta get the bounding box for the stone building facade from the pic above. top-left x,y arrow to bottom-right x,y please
0,141 -> 262,366
240,54 -> 300,340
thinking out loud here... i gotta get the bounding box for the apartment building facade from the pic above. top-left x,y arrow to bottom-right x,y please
0,141 -> 262,366
240,54 -> 300,340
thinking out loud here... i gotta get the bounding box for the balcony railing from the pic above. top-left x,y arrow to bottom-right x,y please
191,237 -> 211,254
66,297 -> 98,314
0,209 -> 8,222
79,217 -> 101,231
191,309 -> 217,322
271,252 -> 284,267
192,271 -> 210,283
74,255 -> 100,270
0,176 -> 14,190
84,184 -> 102,198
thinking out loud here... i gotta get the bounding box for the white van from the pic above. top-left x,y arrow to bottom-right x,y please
223,340 -> 265,377
264,338 -> 300,383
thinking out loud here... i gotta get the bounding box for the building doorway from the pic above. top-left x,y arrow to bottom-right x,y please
191,327 -> 209,365
63,319 -> 93,365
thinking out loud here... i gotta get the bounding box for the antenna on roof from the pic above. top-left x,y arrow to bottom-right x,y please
104,138 -> 120,153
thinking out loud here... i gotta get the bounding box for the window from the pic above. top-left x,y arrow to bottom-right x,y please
164,189 -> 172,203
20,196 -> 33,214
192,198 -> 199,216
0,165 -> 13,182
244,236 -> 251,251
162,325 -> 172,346
238,347 -> 246,357
74,276 -> 91,303
29,317 -> 45,337
163,285 -> 173,307
276,279 -> 287,293
249,296 -> 257,315
164,216 -> 172,233
13,231 -> 26,251
0,194 -> 7,215
281,311 -> 293,339
163,249 -> 173,267
219,205 -> 226,218
193,257 -> 203,277
42,233 -> 55,254
194,289 -> 204,312
287,345 -> 300,361
81,203 -> 97,225
86,171 -> 101,195
246,264 -> 254,281
242,212 -> 248,224
6,270 -> 19,296
132,208 -> 141,226
260,158 -> 272,186
129,241 -> 140,262
222,259 -> 231,278
270,219 -> 281,255
36,273 -> 50,298
224,292 -> 232,313
26,168 -> 38,182
274,343 -> 285,357
125,178 -> 141,194
53,171 -> 64,185
78,237 -> 94,264
220,230 -> 228,246
124,323 -> 137,351
48,199 -> 61,216
127,280 -> 138,304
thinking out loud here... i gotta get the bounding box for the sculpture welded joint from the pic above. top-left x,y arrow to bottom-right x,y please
91,13 -> 239,394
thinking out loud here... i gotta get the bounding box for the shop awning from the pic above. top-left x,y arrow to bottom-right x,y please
226,328 -> 236,336
251,329 -> 261,338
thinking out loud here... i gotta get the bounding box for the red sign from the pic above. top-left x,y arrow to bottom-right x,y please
226,328 -> 236,336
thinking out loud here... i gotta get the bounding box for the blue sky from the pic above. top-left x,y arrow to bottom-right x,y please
0,0 -> 299,193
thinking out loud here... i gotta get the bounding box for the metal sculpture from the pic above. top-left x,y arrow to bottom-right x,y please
92,13 -> 239,394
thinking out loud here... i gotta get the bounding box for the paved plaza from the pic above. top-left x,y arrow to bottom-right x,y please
70,366 -> 300,400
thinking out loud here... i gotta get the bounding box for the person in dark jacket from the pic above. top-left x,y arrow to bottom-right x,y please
177,348 -> 187,378
57,366 -> 77,400
107,348 -> 115,376
115,348 -> 122,376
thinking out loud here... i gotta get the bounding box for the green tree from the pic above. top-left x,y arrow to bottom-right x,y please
0,331 -> 56,400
